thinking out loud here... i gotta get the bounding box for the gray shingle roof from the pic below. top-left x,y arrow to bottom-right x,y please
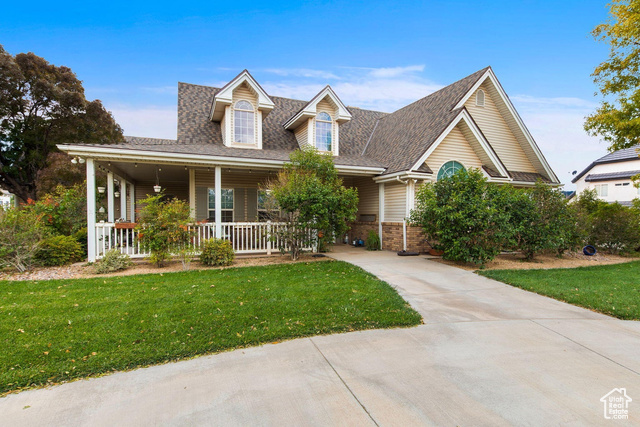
584,170 -> 640,182
363,67 -> 490,174
572,145 -> 640,183
125,136 -> 176,145
71,66 -> 550,184
509,171 -> 550,183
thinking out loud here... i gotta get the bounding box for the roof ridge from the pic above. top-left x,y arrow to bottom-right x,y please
376,66 -> 490,121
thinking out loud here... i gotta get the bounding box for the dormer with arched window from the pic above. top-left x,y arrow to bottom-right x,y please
283,86 -> 352,156
210,70 -> 274,149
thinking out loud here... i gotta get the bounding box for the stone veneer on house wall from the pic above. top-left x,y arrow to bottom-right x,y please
347,221 -> 429,253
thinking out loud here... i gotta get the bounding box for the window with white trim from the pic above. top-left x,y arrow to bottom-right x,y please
476,89 -> 485,107
315,112 -> 332,152
208,188 -> 234,222
594,184 -> 608,197
234,100 -> 255,144
437,161 -> 466,180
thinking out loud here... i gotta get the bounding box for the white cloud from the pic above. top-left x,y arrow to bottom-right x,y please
141,86 -> 178,95
261,64 -> 439,111
367,65 -> 426,78
108,105 -> 177,139
263,68 -> 341,80
512,95 -> 608,188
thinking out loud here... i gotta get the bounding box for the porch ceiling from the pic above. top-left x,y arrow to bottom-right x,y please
99,161 -> 189,184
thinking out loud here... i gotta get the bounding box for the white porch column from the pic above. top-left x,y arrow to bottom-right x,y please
120,179 -> 127,221
378,182 -> 385,250
129,182 -> 135,222
107,172 -> 115,223
214,166 -> 222,238
189,168 -> 196,220
86,159 -> 96,262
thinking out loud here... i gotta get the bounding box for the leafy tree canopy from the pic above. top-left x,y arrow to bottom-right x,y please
266,148 -> 358,259
584,0 -> 640,151
0,45 -> 123,202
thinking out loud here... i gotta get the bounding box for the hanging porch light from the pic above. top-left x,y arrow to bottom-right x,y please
153,167 -> 162,193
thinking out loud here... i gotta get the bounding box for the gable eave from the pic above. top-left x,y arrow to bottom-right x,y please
454,68 -> 560,184
283,85 -> 352,130
209,69 -> 275,121
408,110 -> 511,179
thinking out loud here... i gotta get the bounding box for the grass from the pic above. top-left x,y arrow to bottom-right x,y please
0,260 -> 421,395
478,261 -> 640,320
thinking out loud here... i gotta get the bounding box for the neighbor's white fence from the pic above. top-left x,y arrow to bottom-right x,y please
94,222 -> 314,259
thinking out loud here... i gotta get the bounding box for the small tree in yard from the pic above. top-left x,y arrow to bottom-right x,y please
0,207 -> 46,272
265,148 -> 358,260
410,169 -> 511,266
502,182 -> 577,260
135,194 -> 193,267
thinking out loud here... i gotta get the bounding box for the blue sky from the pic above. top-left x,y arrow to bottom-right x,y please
1,0 -> 613,188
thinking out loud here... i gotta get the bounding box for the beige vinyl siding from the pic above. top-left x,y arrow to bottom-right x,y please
413,181 -> 424,210
465,82 -> 537,173
353,177 -> 378,217
384,182 -> 406,222
425,124 -> 484,175
230,82 -> 259,146
134,182 -> 189,207
294,121 -> 309,147
220,113 -> 226,145
314,97 -> 339,155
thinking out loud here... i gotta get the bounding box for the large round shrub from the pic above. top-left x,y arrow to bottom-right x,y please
200,238 -> 235,266
36,235 -> 84,266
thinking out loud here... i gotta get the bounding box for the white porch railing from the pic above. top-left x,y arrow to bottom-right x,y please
94,222 -> 314,259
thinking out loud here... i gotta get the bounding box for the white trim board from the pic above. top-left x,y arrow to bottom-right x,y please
57,144 -> 385,176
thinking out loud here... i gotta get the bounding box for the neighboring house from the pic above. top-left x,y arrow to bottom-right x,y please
572,145 -> 640,206
58,67 -> 559,261
0,190 -> 13,208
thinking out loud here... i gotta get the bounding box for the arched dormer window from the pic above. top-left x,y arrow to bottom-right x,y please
234,100 -> 255,144
315,112 -> 332,152
476,89 -> 485,107
437,161 -> 466,180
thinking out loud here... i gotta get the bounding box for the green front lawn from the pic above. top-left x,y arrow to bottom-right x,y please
478,261 -> 640,320
0,260 -> 421,395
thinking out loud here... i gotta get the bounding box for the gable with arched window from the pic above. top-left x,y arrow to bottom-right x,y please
233,100 -> 255,144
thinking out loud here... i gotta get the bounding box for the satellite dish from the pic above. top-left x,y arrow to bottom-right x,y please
571,170 -> 577,175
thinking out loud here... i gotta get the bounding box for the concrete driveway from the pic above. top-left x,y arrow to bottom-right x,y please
2,248 -> 640,426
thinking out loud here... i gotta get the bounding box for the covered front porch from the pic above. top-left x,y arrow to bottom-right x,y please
79,153 -> 384,262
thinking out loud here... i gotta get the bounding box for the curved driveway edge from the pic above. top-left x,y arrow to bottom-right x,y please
1,247 -> 639,426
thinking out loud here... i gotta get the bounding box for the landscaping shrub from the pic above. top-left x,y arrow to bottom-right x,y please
200,238 -> 235,266
31,183 -> 87,236
73,227 -> 88,256
36,235 -> 84,266
410,169 -> 510,265
574,189 -> 640,254
365,230 -> 381,251
501,182 -> 577,259
135,193 -> 193,267
93,249 -> 133,274
0,207 -> 46,272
